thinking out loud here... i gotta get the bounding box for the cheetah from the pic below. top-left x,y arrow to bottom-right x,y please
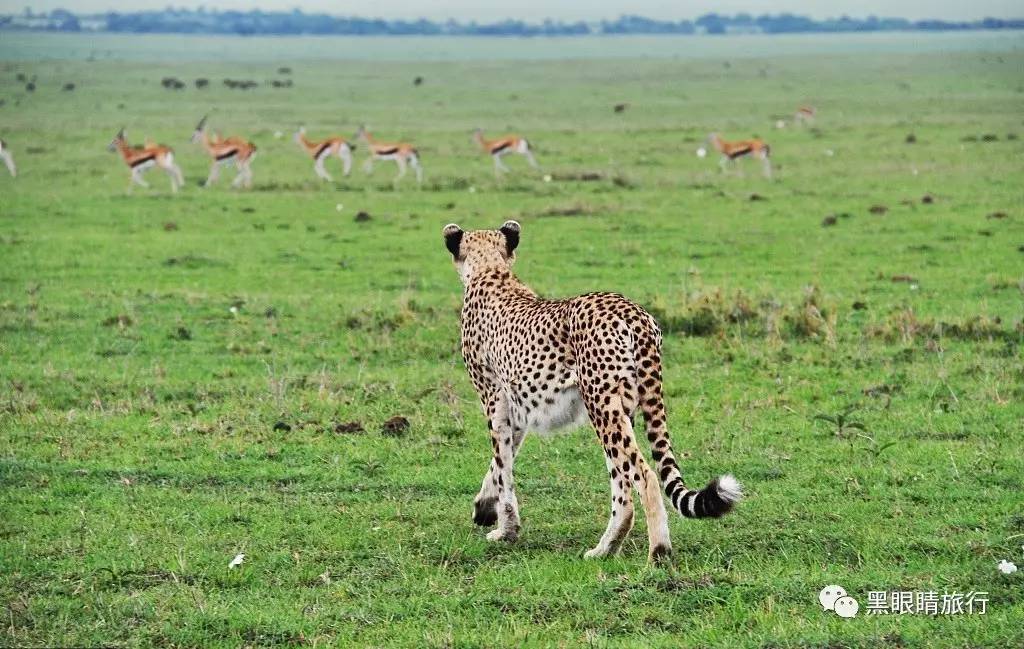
444,220 -> 742,561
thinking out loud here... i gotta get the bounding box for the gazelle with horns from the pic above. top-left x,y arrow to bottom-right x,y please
707,133 -> 772,179
294,127 -> 353,181
107,128 -> 183,191
191,116 -> 257,189
354,125 -> 422,185
0,138 -> 15,177
472,128 -> 539,176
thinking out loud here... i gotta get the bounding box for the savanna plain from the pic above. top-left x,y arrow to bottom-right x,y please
0,32 -> 1022,648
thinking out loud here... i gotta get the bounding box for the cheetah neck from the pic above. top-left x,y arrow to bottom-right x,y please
464,268 -> 536,301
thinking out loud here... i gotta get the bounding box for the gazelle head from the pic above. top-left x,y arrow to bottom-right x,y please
471,128 -> 484,144
108,128 -> 126,152
191,115 -> 208,143
354,125 -> 369,143
293,126 -> 306,145
442,220 -> 521,285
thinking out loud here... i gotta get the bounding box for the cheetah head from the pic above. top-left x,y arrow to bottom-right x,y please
442,220 -> 520,284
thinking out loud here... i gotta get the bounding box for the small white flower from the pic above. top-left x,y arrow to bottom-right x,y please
776,119 -> 786,129
824,149 -> 835,157
468,186 -> 476,194
543,174 -> 553,182
335,203 -> 344,212
696,147 -> 707,158
911,168 -> 919,176
274,131 -> 283,139
229,553 -> 245,569
998,559 -> 1017,575
229,306 -> 239,315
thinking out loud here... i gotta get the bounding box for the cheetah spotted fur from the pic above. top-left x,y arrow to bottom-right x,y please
444,220 -> 742,561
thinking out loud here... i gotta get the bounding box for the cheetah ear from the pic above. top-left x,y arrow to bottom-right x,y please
499,220 -> 520,256
443,223 -> 463,258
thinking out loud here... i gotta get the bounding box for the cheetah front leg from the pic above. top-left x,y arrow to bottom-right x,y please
473,424 -> 526,527
472,393 -> 522,541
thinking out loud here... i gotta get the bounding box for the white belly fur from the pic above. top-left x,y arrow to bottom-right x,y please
522,384 -> 590,434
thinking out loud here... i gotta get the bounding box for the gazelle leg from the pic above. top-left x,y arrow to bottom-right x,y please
523,148 -> 540,170
761,153 -> 773,179
394,157 -> 407,182
340,149 -> 352,176
131,168 -> 150,188
362,157 -> 374,175
161,164 -> 178,192
494,154 -> 510,176
173,163 -> 184,189
411,156 -> 423,184
314,156 -> 332,182
0,150 -> 16,177
231,162 -> 245,188
204,163 -> 220,187
719,155 -> 729,174
244,162 -> 254,188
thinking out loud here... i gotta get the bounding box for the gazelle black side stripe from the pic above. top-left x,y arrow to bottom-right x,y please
216,149 -> 238,161
131,154 -> 156,168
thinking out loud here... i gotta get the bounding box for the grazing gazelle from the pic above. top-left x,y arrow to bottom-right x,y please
707,133 -> 772,179
0,138 -> 15,177
354,125 -> 422,184
107,128 -> 183,192
294,126 -> 353,182
472,128 -> 540,176
191,116 -> 256,189
794,105 -> 817,125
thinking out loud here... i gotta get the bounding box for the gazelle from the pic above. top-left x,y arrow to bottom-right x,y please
354,125 -> 422,184
472,128 -> 539,176
107,129 -> 183,192
0,138 -> 15,177
294,127 -> 353,182
707,133 -> 772,179
794,105 -> 817,125
191,116 -> 257,189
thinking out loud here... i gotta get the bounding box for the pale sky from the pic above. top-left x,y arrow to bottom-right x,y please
3,0 -> 1021,21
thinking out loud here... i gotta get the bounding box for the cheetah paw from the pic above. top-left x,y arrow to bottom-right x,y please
486,528 -> 518,543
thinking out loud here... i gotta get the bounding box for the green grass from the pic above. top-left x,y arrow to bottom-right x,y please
1,34 -> 1023,648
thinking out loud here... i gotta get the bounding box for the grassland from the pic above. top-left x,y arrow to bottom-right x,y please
1,33 -> 1023,648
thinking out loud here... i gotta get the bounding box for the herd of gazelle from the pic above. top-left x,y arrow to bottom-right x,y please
4,107 -> 817,187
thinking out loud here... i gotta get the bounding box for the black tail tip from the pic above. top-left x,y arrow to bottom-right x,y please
702,474 -> 743,518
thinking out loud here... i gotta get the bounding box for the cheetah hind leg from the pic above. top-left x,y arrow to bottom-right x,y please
584,453 -> 635,558
584,389 -> 671,562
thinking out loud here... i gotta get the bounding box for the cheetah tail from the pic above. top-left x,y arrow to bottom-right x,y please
635,333 -> 742,519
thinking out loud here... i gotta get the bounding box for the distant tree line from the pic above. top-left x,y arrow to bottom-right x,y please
2,9 -> 1022,36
